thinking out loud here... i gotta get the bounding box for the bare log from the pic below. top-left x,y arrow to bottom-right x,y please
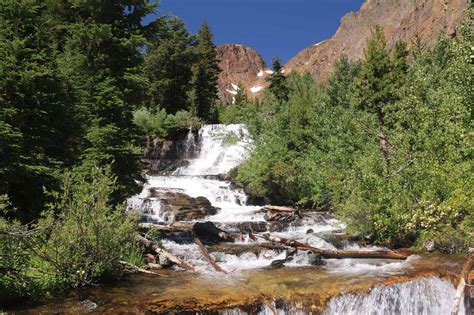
248,223 -> 257,241
262,234 -> 408,260
138,222 -> 194,233
193,237 -> 228,273
119,261 -> 162,276
451,249 -> 474,315
135,234 -> 197,272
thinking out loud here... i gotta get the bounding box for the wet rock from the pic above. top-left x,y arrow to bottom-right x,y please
207,243 -> 287,256
308,253 -> 324,266
193,222 -> 235,244
79,300 -> 97,311
149,190 -> 220,221
306,229 -> 314,234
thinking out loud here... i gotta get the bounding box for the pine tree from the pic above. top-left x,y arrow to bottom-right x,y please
268,57 -> 289,103
144,17 -> 195,114
57,0 -> 156,204
0,0 -> 76,220
354,26 -> 394,171
188,21 -> 220,122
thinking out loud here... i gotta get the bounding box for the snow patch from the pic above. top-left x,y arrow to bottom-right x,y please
257,70 -> 264,77
226,89 -> 238,95
231,83 -> 239,91
314,40 -> 327,47
250,85 -> 263,93
265,70 -> 274,74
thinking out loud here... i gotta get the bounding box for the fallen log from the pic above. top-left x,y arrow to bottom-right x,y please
193,237 -> 228,273
192,221 -> 236,244
451,249 -> 474,315
262,234 -> 408,260
119,261 -> 162,276
248,223 -> 257,241
138,222 -> 194,233
135,234 -> 197,272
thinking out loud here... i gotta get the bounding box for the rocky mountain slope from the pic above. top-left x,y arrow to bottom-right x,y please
285,0 -> 469,82
217,0 -> 469,102
216,44 -> 270,103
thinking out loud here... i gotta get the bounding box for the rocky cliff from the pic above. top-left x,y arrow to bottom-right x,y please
216,44 -> 270,103
285,0 -> 469,83
216,0 -> 469,101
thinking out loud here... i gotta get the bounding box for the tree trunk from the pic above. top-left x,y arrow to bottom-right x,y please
376,107 -> 390,170
262,234 -> 408,260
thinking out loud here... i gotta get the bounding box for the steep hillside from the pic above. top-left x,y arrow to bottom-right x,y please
216,44 -> 270,103
285,0 -> 469,82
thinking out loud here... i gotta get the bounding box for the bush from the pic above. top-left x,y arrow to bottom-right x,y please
0,166 -> 142,305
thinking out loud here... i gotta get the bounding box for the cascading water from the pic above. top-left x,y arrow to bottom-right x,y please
125,124 -> 462,314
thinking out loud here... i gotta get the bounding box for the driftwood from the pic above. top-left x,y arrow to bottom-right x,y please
262,234 -> 408,260
451,249 -> 474,315
135,234 -> 197,272
138,222 -> 194,233
193,237 -> 228,273
119,261 -> 162,276
248,223 -> 257,241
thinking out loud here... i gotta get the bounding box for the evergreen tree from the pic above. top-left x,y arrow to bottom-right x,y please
144,17 -> 195,114
268,57 -> 289,103
234,83 -> 248,105
188,21 -> 220,122
353,26 -> 395,171
57,0 -> 156,204
0,0 -> 76,220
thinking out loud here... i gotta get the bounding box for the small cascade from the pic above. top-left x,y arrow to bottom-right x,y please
324,277 -> 463,315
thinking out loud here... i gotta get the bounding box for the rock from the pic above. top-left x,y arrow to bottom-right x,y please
216,44 -> 268,103
193,222 -> 236,244
285,0 -> 468,83
143,253 -> 156,264
308,253 -> 324,266
306,229 -> 314,234
215,0 -> 468,100
263,206 -> 297,222
149,190 -> 220,221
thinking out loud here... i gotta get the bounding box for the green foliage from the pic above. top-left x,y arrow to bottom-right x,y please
38,166 -> 140,288
0,167 -> 141,305
267,57 -> 289,103
133,107 -> 202,138
227,23 -> 473,252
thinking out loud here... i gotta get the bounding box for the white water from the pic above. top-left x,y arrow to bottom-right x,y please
324,277 -> 463,315
128,124 -> 459,313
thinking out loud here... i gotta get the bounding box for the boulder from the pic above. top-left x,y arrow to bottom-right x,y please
149,190 -> 220,222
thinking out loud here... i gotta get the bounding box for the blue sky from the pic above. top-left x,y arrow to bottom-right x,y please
144,0 -> 366,65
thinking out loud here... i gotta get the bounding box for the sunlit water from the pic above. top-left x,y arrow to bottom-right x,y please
124,124 -> 462,314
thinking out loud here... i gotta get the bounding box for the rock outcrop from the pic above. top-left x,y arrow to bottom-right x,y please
285,0 -> 469,83
216,44 -> 270,103
215,0 -> 469,99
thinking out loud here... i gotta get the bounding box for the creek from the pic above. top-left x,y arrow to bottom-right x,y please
15,124 -> 464,314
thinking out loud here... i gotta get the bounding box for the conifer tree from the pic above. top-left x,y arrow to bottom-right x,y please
268,57 -> 289,103
354,26 -> 394,171
0,0 -> 76,220
188,21 -> 220,122
58,0 -> 156,204
144,17 -> 195,114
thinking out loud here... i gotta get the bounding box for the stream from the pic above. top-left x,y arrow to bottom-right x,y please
14,124 -> 464,314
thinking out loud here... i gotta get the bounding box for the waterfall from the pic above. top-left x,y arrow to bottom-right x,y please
324,277 -> 463,315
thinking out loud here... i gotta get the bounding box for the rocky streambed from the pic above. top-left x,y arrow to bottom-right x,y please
11,124 -> 467,314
